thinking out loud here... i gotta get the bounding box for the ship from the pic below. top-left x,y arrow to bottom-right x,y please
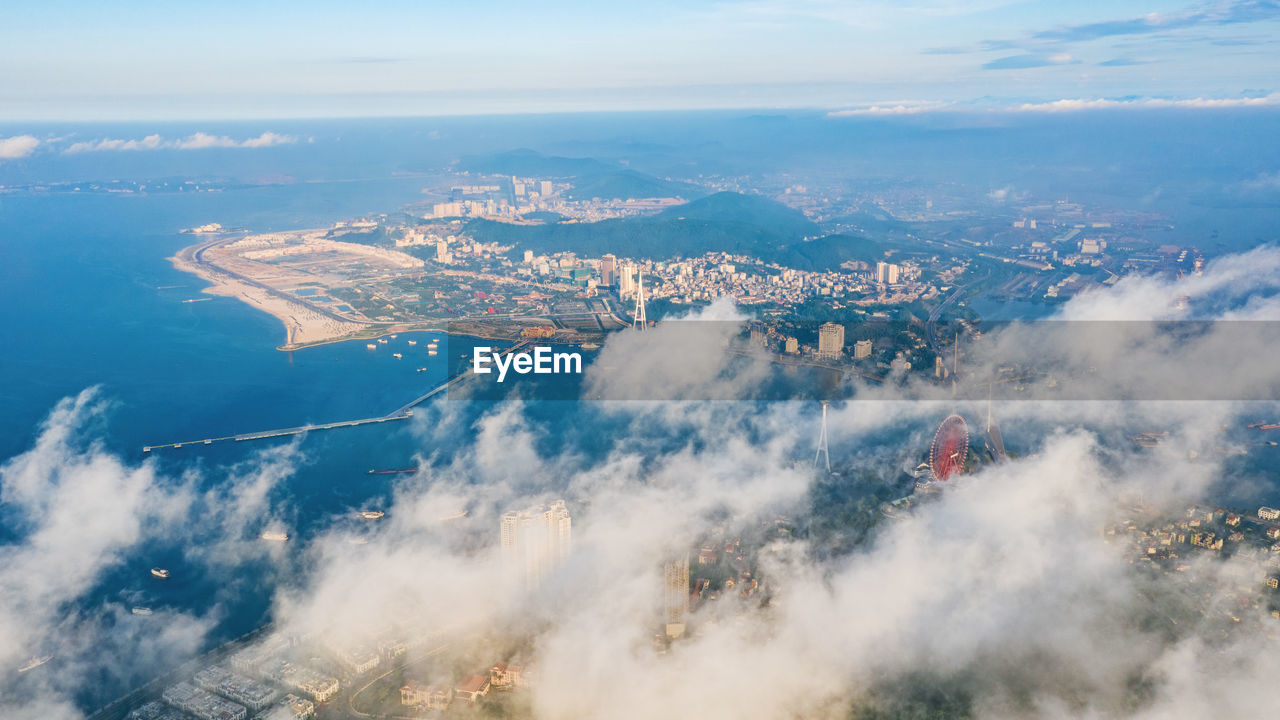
150,567 -> 170,579
393,353 -> 403,359
260,531 -> 289,542
131,607 -> 153,616
581,342 -> 600,350
360,511 -> 385,520
390,334 -> 398,339
366,343 -> 377,350
416,367 -> 427,373
17,656 -> 52,673
367,467 -> 417,475
377,338 -> 388,344
428,350 -> 438,356
426,342 -> 438,349
408,340 -> 417,346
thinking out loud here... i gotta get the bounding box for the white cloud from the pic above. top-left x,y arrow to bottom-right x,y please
63,131 -> 296,154
827,93 -> 1280,117
1012,93 -> 1280,112
0,134 -> 39,159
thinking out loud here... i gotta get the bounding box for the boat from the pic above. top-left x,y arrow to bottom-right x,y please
390,334 -> 398,339
377,338 -> 388,344
204,439 -> 212,445
408,340 -> 417,346
393,353 -> 403,359
260,531 -> 289,542
416,367 -> 427,373
367,467 -> 418,474
348,538 -> 369,545
426,342 -> 438,349
17,656 -> 52,673
581,342 -> 600,350
360,511 -> 385,520
366,343 -> 377,350
131,607 -> 153,616
150,567 -> 170,579
428,350 -> 438,356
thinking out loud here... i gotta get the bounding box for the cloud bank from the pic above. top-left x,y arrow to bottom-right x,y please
63,132 -> 296,154
0,134 -> 40,160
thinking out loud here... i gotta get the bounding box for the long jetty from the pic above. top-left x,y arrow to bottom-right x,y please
143,340 -> 531,453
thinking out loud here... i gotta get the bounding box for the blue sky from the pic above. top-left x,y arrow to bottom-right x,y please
1,0 -> 1278,119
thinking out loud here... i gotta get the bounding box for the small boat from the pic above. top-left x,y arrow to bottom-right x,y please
348,538 -> 369,545
151,568 -> 170,579
581,342 -> 600,350
393,353 -> 403,359
416,367 -> 427,373
426,342 -> 438,349
360,511 -> 385,520
260,531 -> 289,542
131,607 -> 153,616
428,350 -> 438,356
408,340 -> 417,346
18,656 -> 52,673
377,338 -> 388,344
390,334 -> 398,339
366,343 -> 377,350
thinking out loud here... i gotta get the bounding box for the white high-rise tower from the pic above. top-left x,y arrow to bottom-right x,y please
815,401 -> 831,472
632,269 -> 647,331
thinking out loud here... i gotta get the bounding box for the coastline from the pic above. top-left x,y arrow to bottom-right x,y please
170,247 -> 373,351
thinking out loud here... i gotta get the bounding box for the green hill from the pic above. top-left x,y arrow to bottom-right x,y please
467,191 -> 817,260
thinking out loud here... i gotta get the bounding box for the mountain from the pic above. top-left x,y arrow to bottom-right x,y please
456,149 -> 618,178
467,192 -> 818,260
565,170 -> 704,200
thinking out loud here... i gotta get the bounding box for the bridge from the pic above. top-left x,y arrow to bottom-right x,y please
144,340 -> 532,453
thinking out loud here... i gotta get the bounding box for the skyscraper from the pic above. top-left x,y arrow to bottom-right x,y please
619,262 -> 636,297
875,261 -> 900,285
600,254 -> 617,287
500,500 -> 572,591
817,322 -> 845,359
664,554 -> 690,639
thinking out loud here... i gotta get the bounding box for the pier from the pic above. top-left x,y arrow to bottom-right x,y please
144,340 -> 531,453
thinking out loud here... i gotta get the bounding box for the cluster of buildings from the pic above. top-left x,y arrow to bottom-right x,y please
400,660 -> 533,711
423,177 -> 684,223
129,658 -> 318,720
1110,505 -> 1280,608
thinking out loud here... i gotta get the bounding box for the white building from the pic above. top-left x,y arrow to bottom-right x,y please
501,500 -> 572,590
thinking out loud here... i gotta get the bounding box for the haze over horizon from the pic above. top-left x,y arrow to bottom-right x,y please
2,0 -> 1279,120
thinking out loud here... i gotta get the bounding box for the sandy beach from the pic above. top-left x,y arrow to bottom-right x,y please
170,248 -> 371,350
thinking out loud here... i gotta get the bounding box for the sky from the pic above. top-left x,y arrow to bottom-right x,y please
1,0 -> 1278,119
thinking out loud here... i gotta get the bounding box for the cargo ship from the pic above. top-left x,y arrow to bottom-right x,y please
260,531 -> 289,542
131,607 -> 153,616
367,467 -> 417,474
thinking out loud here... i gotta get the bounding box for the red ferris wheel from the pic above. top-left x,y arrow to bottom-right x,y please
929,414 -> 969,481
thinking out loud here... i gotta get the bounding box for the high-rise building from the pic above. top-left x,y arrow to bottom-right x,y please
664,554 -> 690,639
853,339 -> 872,359
522,249 -> 534,264
817,322 -> 845,359
875,261 -> 900,285
500,500 -> 572,591
539,180 -> 553,197
784,336 -> 799,354
619,262 -> 636,297
600,254 -> 617,286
